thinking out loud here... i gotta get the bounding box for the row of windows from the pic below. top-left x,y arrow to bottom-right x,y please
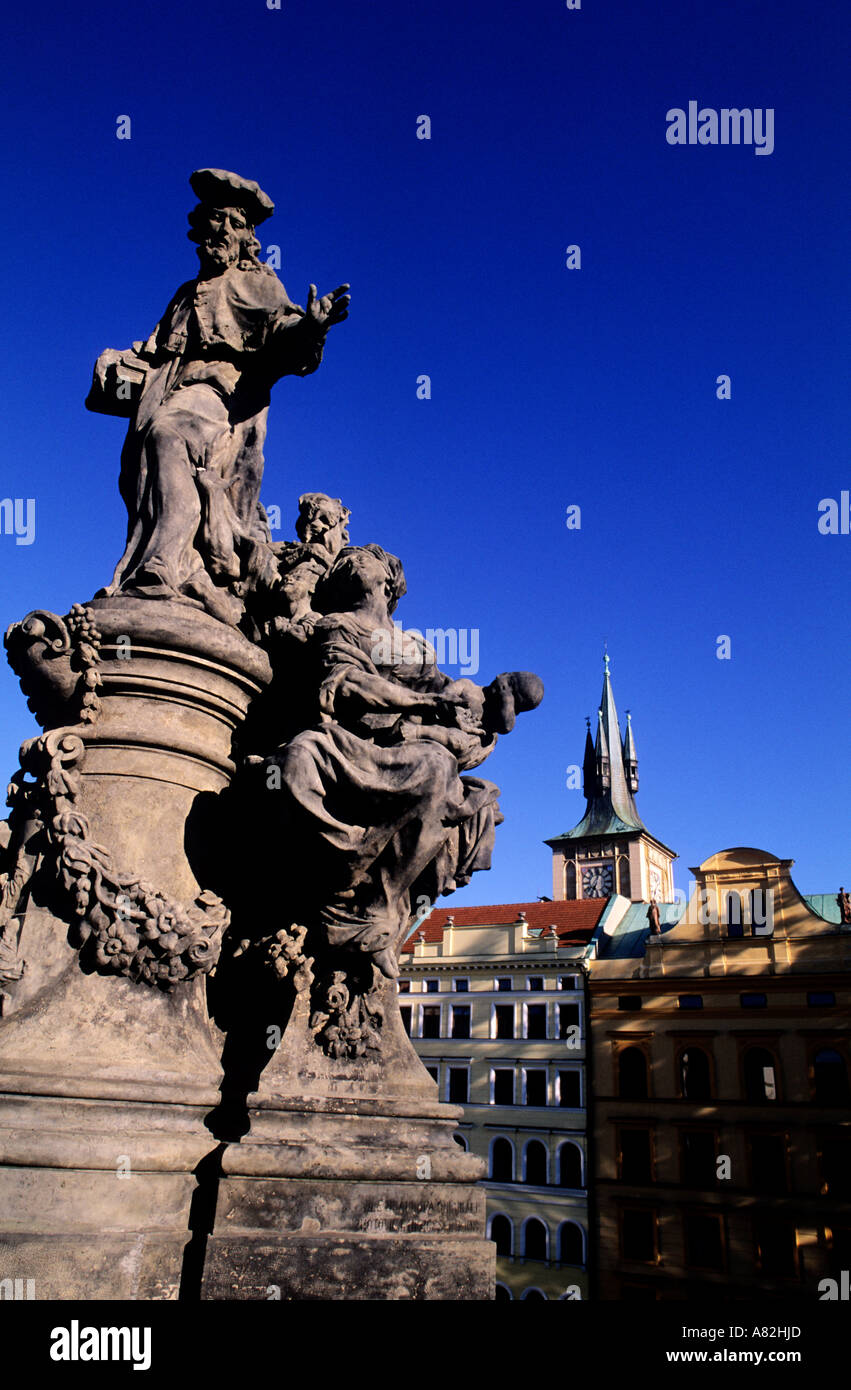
489,1214 -> 585,1266
618,991 -> 838,1011
616,1127 -> 851,1195
402,1001 -> 582,1040
489,1137 -> 584,1188
619,1208 -> 804,1277
616,1043 -> 851,1105
423,1063 -> 583,1107
400,975 -> 580,994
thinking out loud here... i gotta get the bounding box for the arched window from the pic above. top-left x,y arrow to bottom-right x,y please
524,1218 -> 548,1261
680,1047 -> 712,1101
618,855 -> 631,899
725,891 -> 744,938
814,1048 -> 851,1105
743,1047 -> 777,1102
522,1288 -> 547,1300
558,1221 -> 584,1266
558,1142 -> 583,1189
494,1283 -> 512,1301
490,1137 -> 514,1182
490,1214 -> 512,1257
618,1047 -> 648,1099
524,1140 -> 548,1186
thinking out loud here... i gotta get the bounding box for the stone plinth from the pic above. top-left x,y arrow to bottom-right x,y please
0,596 -> 494,1300
200,982 -> 494,1300
0,598 -> 272,1299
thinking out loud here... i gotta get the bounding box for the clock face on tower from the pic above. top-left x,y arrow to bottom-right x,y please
581,862 -> 614,898
649,865 -> 663,901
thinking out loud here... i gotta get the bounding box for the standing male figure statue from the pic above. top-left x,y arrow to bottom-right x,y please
86,168 -> 350,625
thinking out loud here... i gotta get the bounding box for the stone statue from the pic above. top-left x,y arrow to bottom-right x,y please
262,543 -> 543,990
838,887 -> 851,925
85,169 -> 349,625
0,170 -> 542,1299
647,899 -> 661,934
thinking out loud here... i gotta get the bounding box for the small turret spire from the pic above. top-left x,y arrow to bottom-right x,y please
623,709 -> 639,793
582,716 -> 596,798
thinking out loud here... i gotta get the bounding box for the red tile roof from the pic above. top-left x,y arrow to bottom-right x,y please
400,899 -> 607,952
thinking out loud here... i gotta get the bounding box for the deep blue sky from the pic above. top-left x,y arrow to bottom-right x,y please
1,0 -> 848,904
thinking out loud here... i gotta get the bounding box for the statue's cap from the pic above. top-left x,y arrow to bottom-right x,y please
189,168 -> 274,226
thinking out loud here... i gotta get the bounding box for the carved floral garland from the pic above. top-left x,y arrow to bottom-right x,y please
0,605 -> 229,991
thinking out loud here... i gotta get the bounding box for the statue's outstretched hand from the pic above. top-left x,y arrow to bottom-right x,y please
305,283 -> 350,334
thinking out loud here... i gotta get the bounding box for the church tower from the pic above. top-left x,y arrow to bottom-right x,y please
545,656 -> 677,902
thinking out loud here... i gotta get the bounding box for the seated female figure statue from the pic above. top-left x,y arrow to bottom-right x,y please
268,544 -> 543,979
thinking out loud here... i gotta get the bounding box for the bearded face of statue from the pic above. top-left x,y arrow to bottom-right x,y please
196,205 -> 250,274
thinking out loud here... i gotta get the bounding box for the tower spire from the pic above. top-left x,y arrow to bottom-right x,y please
545,653 -> 677,905
623,709 -> 639,793
563,651 -> 646,836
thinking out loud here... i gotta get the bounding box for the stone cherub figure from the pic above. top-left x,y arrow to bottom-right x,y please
85,169 -> 350,625
265,543 -> 543,980
266,493 -> 351,642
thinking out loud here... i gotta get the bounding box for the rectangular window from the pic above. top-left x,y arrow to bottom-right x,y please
821,1137 -> 851,1198
619,1129 -> 652,1184
527,976 -> 545,992
451,1005 -> 471,1039
754,1215 -> 797,1277
558,1070 -> 581,1107
740,992 -> 767,1009
526,1003 -> 547,1039
618,996 -> 642,1011
621,1209 -> 657,1263
678,995 -> 703,1010
681,1131 -> 717,1188
684,1213 -> 724,1271
421,1005 -> 441,1039
525,1069 -> 547,1106
448,1068 -> 468,1103
494,1004 -> 514,1039
496,977 -> 513,992
808,991 -> 836,1007
492,1068 -> 514,1105
425,1065 -> 439,1083
425,979 -> 440,994
559,975 -> 577,990
559,1003 -> 580,1037
399,1005 -> 412,1036
749,1134 -> 788,1194
453,978 -> 469,993
397,980 -> 410,993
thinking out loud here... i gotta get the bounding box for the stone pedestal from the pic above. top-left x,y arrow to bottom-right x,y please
200,983 -> 493,1300
0,598 -> 270,1299
0,597 -> 494,1300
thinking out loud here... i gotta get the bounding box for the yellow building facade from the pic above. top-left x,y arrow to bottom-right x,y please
590,848 -> 851,1300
